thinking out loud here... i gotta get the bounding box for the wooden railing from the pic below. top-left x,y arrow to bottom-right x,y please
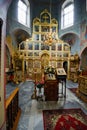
6,87 -> 21,130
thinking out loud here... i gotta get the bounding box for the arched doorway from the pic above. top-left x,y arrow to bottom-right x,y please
41,53 -> 50,70
80,47 -> 87,70
63,61 -> 68,73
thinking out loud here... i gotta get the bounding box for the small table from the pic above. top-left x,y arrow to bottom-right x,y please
56,75 -> 67,98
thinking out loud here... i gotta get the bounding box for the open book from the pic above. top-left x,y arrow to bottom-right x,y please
56,68 -> 66,75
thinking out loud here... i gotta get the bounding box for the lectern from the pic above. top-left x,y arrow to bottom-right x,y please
56,68 -> 67,97
44,74 -> 58,101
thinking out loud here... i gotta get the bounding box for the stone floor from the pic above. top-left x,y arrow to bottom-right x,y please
6,80 -> 87,130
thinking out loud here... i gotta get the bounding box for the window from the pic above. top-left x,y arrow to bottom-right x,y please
18,0 -> 30,27
61,0 -> 74,29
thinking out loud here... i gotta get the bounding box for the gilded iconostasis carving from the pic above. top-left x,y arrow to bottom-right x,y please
12,9 -> 71,81
12,9 -> 73,81
41,53 -> 49,69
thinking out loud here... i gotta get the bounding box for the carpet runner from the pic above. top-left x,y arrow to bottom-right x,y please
43,108 -> 87,130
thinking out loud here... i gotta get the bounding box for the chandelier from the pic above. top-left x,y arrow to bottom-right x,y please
43,28 -> 58,46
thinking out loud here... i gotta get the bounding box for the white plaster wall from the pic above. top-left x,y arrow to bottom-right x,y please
0,0 -> 12,129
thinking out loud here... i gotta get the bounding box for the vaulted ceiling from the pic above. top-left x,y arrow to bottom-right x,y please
30,0 -> 63,3
29,0 -> 65,6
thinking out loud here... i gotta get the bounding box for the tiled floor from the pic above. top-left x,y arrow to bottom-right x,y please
27,89 -> 87,130
6,80 -> 87,130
